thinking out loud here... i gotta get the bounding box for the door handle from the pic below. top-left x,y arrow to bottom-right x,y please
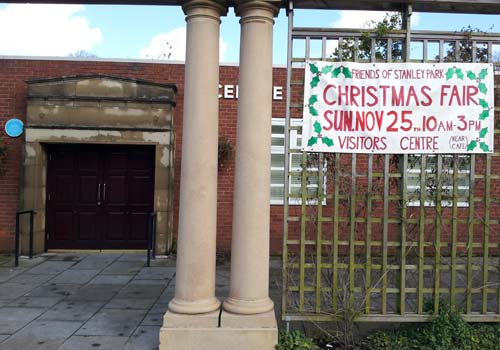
103,183 -> 107,201
98,183 -> 101,201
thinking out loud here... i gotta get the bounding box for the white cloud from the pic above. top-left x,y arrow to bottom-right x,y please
140,27 -> 228,62
0,4 -> 102,56
332,10 -> 420,29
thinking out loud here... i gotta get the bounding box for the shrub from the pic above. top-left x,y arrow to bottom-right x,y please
362,304 -> 500,350
277,330 -> 319,350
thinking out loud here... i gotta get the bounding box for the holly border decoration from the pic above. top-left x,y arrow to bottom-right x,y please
465,67 -> 492,152
306,63 -> 352,149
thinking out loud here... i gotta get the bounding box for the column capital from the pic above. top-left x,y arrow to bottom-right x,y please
182,0 -> 228,20
235,0 -> 280,22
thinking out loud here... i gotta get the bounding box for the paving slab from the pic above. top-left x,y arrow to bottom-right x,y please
66,284 -> 122,301
27,261 -> 76,275
70,256 -> 116,270
116,284 -> 165,300
104,298 -> 156,310
76,309 -> 147,337
117,254 -> 147,262
0,283 -> 37,300
0,268 -> 26,283
89,274 -> 133,285
0,307 -> 46,334
58,335 -> 129,350
128,279 -> 167,286
17,256 -> 48,268
140,312 -> 164,326
158,287 -> 175,301
49,269 -> 100,284
101,261 -> 145,275
123,325 -> 160,350
149,258 -> 176,267
25,284 -> 81,298
10,296 -> 64,308
8,274 -> 55,285
39,300 -> 105,322
0,320 -> 82,350
149,302 -> 169,315
44,254 -> 85,262
134,267 -> 175,281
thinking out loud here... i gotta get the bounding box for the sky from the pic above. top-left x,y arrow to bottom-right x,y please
0,3 -> 499,64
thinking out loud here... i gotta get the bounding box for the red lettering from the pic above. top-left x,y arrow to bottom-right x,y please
323,84 -> 336,105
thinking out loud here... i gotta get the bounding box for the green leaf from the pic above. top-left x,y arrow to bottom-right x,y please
479,68 -> 488,80
467,71 -> 476,80
479,109 -> 489,120
455,69 -> 464,80
479,127 -> 488,138
445,68 -> 455,80
342,67 -> 352,78
478,82 -> 487,94
322,137 -> 334,147
309,63 -> 319,74
332,67 -> 342,78
321,65 -> 332,74
310,76 -> 320,88
480,142 -> 490,152
309,105 -> 319,116
479,99 -> 489,109
308,95 -> 318,106
467,140 -> 477,151
313,121 -> 322,134
307,136 -> 318,147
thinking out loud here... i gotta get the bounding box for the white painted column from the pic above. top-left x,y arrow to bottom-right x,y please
224,0 -> 279,315
168,0 -> 226,315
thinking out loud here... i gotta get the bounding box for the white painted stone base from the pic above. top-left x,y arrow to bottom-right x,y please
159,310 -> 278,350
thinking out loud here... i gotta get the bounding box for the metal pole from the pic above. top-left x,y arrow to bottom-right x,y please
146,212 -> 152,267
282,0 -> 294,323
15,213 -> 20,267
402,4 -> 412,61
152,213 -> 157,259
29,211 -> 34,259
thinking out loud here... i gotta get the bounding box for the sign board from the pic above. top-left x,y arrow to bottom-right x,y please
5,118 -> 24,138
302,62 -> 494,154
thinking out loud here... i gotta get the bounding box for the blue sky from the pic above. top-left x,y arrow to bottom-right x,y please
0,3 -> 499,64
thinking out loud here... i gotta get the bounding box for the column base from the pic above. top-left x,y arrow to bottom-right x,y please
223,296 -> 274,314
168,296 -> 221,314
159,310 -> 278,350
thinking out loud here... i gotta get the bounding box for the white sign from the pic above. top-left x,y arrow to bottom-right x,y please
302,62 -> 494,154
218,84 -> 283,100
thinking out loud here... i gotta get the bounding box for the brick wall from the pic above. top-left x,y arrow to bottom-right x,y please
0,58 -> 287,254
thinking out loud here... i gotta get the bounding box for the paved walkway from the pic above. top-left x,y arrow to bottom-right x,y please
0,253 -> 282,350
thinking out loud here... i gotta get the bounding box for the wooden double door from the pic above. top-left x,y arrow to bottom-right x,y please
46,144 -> 155,250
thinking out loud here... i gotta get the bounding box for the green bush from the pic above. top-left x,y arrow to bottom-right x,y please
362,304 -> 500,350
277,330 -> 319,350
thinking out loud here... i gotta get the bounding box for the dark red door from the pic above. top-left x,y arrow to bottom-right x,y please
46,144 -> 155,250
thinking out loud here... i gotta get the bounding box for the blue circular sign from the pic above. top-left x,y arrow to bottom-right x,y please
5,118 -> 24,138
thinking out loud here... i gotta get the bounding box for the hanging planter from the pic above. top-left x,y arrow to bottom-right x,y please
218,136 -> 234,168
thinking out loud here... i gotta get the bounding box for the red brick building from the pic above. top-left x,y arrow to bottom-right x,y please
0,57 -> 287,255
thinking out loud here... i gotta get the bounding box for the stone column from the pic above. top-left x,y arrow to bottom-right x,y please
223,0 -> 279,315
167,0 -> 226,315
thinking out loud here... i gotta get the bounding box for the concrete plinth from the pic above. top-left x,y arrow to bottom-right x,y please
159,310 -> 277,350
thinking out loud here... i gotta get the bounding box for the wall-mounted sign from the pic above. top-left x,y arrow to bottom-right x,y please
302,62 -> 494,154
5,118 -> 24,138
219,84 -> 283,100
